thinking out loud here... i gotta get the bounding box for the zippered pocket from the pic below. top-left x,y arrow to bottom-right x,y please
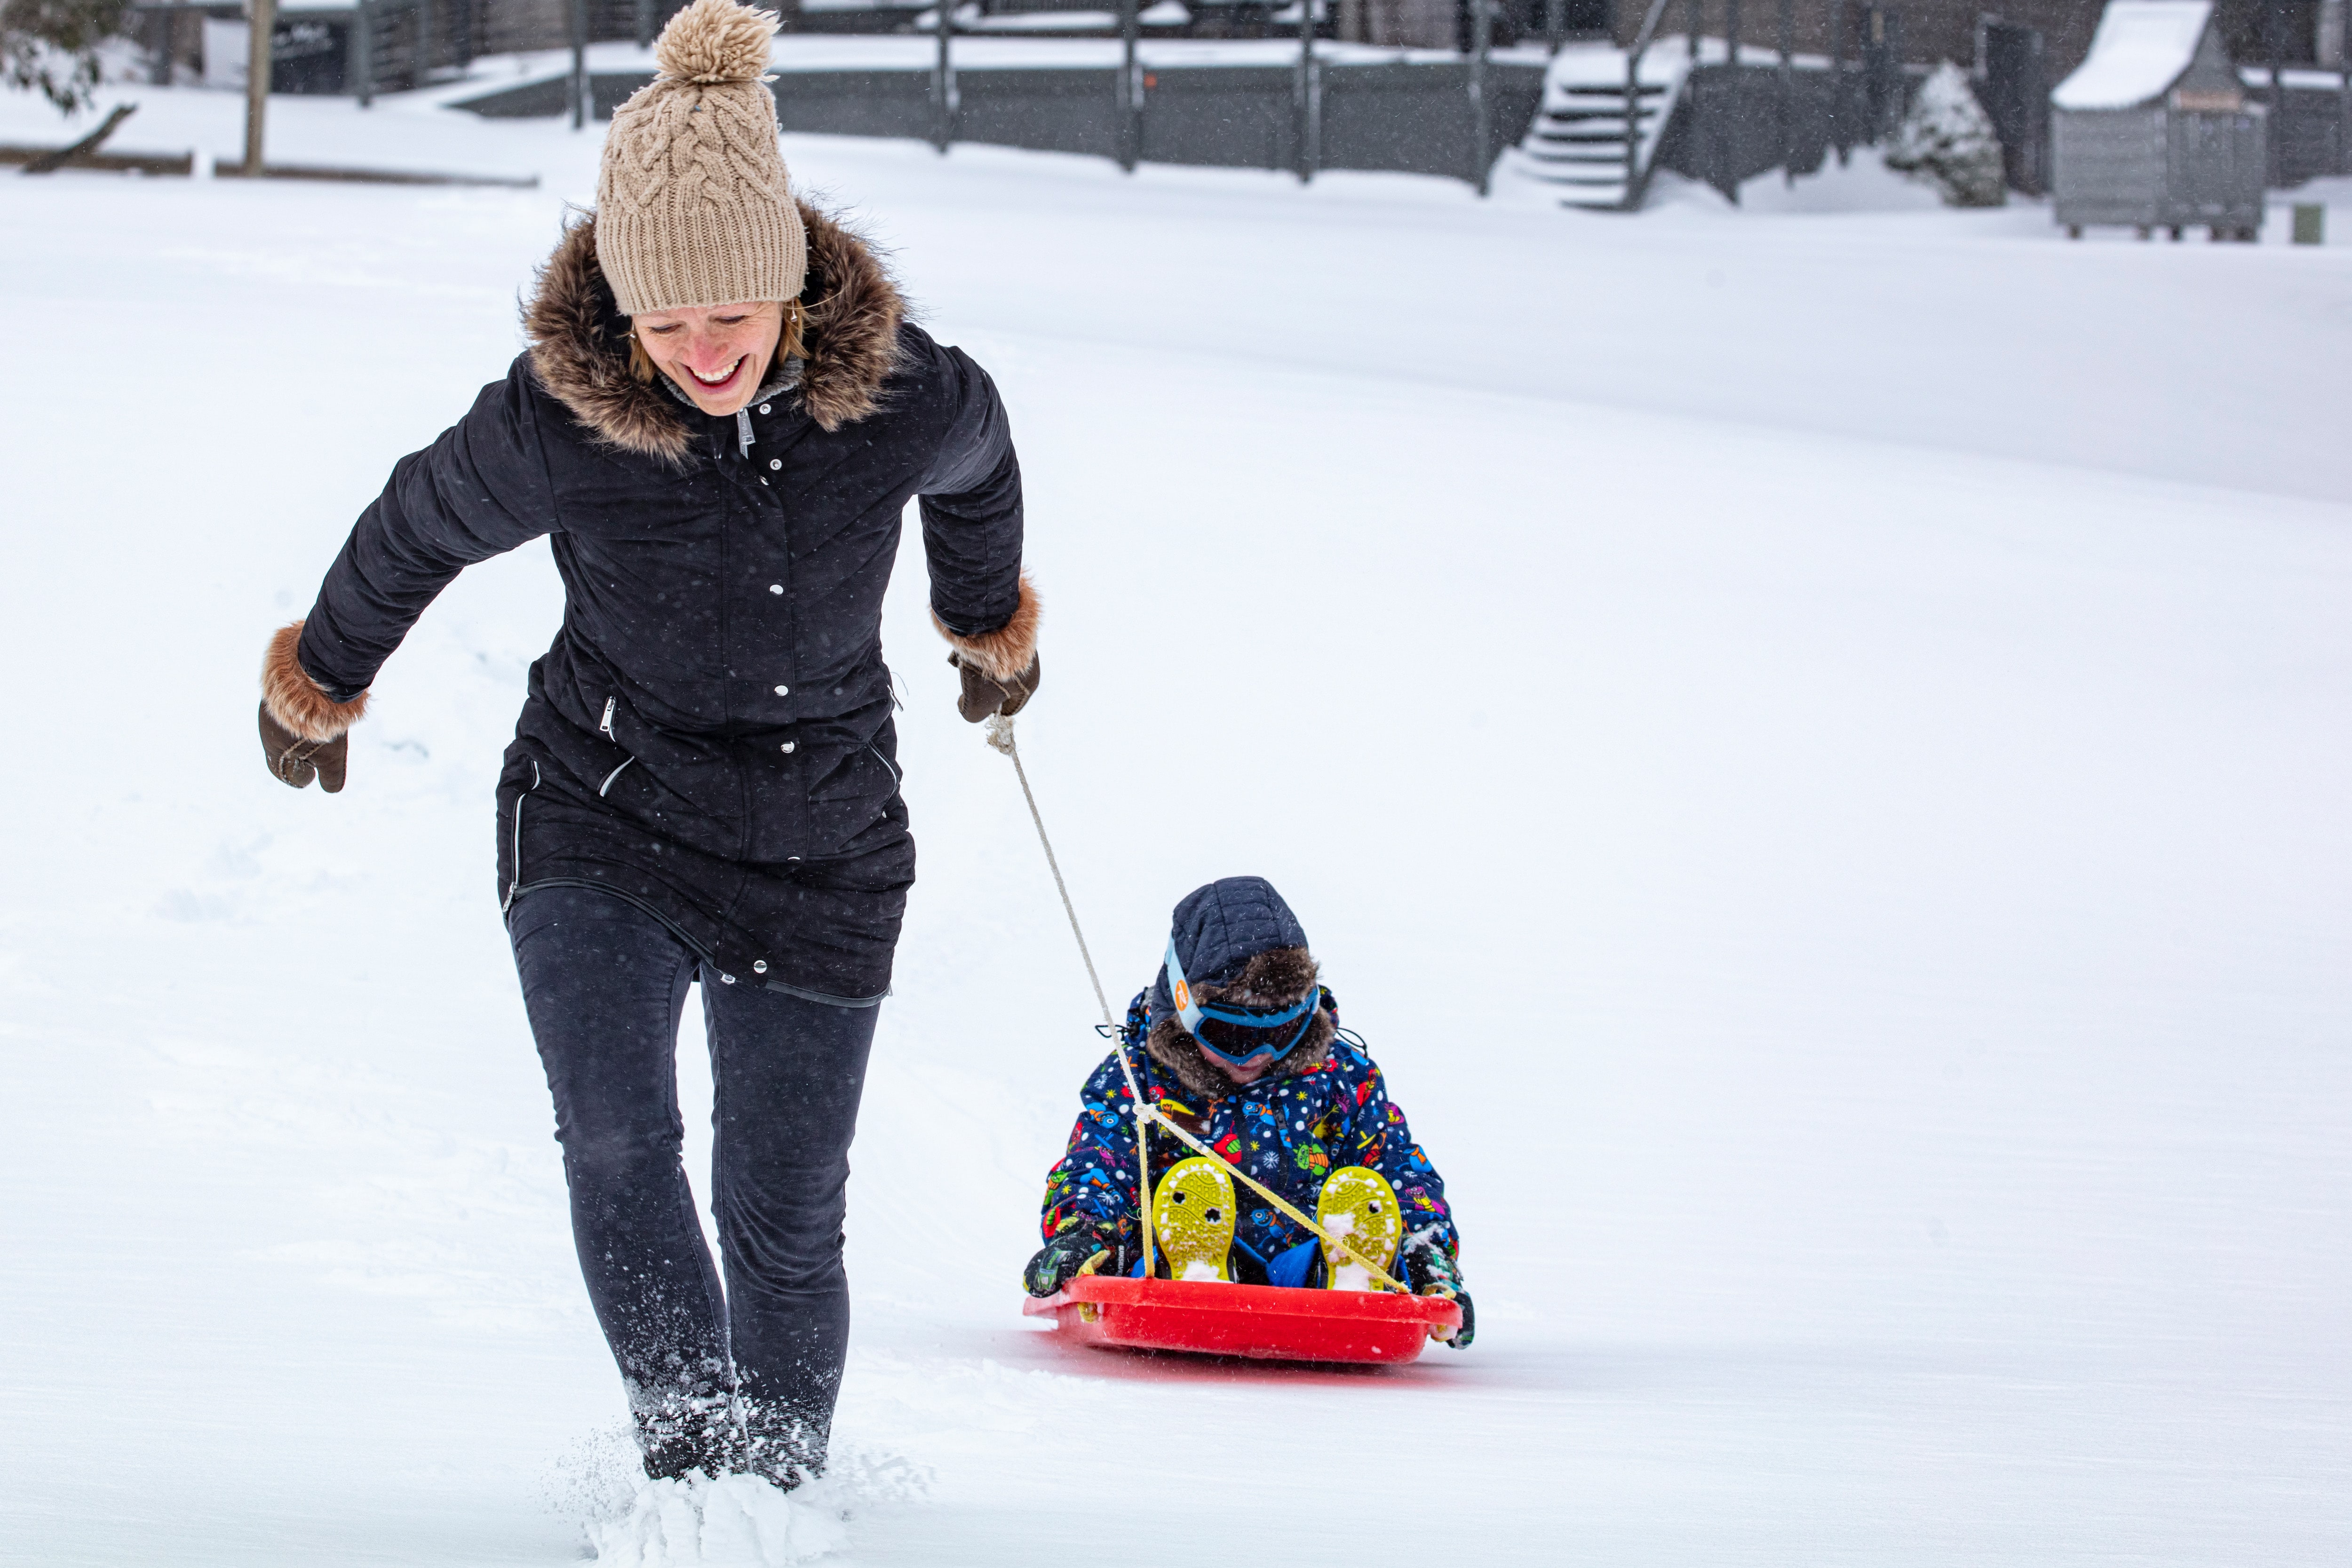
503,759 -> 541,913
868,744 -> 901,788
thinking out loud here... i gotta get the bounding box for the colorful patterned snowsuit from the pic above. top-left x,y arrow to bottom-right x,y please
1040,991 -> 1461,1284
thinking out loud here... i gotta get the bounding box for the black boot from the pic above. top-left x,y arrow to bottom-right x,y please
740,1401 -> 826,1492
633,1386 -> 740,1481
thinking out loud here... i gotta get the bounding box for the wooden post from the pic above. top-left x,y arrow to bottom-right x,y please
1469,0 -> 1492,195
244,0 -> 275,174
1297,0 -> 1317,183
933,0 -> 954,153
2266,0 -> 2285,188
1623,39 -> 1639,203
148,8 -> 172,85
1778,0 -> 1792,183
572,0 -> 589,130
1721,0 -> 1739,202
1119,0 -> 1140,172
354,0 -> 374,108
1832,0 -> 1847,165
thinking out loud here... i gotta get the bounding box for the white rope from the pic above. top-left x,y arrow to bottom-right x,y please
985,715 -> 1110,1025
985,713 -> 1406,1295
987,714 -> 1152,1279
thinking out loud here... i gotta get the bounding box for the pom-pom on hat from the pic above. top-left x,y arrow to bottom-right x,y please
595,0 -> 805,318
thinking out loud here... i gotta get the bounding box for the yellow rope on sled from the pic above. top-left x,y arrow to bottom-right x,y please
1131,1096 -> 1409,1296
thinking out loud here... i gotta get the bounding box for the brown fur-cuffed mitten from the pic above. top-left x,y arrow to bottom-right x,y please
947,650 -> 1041,724
259,621 -> 366,792
935,573 -> 1041,724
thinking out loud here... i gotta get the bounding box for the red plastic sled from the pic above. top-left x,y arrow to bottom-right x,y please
1024,1275 -> 1462,1366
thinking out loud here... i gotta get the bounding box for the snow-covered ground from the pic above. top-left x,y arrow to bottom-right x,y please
2,81 -> 2348,1567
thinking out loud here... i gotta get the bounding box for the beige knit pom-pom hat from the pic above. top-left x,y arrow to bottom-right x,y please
595,0 -> 805,318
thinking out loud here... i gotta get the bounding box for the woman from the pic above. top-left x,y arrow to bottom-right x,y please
254,0 -> 1039,1488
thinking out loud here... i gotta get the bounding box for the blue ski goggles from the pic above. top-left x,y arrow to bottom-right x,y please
1165,939 -> 1323,1069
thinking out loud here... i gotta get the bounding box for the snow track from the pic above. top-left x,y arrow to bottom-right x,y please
2,81 -> 2349,1568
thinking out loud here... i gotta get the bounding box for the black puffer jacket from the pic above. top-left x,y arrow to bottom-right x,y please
293,206 -> 1033,1003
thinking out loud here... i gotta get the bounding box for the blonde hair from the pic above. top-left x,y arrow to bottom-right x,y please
629,297 -> 807,387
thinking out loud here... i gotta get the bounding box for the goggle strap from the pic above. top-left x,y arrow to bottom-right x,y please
1165,939 -> 1205,1037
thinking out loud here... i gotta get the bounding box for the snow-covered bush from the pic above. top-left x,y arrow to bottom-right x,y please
3,0 -> 129,113
1883,60 -> 2008,208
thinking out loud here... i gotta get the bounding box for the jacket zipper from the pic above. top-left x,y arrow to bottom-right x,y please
599,697 -> 616,740
503,760 -> 541,913
868,744 -> 900,787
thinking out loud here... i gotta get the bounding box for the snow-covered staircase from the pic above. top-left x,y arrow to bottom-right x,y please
1503,41 -> 1692,210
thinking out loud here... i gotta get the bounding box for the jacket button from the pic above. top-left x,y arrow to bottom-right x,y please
774,684 -> 789,696
769,584 -> 782,594
753,960 -> 768,973
769,458 -> 781,470
780,741 -> 797,754
759,404 -> 771,414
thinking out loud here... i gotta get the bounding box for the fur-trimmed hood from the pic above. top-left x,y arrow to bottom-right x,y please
1145,947 -> 1337,1102
522,201 -> 905,463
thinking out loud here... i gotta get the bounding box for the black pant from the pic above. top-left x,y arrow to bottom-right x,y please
508,884 -> 877,1467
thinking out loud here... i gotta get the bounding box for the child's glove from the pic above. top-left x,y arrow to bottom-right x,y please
1407,1244 -> 1477,1349
1023,1222 -> 1115,1297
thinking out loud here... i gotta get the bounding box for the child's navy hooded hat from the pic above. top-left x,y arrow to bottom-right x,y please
1145,876 -> 1311,1032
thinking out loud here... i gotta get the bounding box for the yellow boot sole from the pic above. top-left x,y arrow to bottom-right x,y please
1317,1166 -> 1404,1292
1152,1157 -> 1238,1282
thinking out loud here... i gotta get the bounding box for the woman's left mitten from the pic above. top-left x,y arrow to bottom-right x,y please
259,702 -> 350,792
258,621 -> 365,792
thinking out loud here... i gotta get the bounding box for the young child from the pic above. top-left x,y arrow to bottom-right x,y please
1024,876 -> 1473,1346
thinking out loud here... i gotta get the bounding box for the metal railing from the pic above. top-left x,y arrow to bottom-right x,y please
1620,0 -> 1676,203
1615,0 -> 1904,208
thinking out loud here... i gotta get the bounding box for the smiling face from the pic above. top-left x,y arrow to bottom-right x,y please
630,300 -> 785,416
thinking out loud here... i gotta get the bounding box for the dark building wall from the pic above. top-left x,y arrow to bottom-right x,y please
1973,0 -> 2106,76
2215,0 -> 2320,63
1612,0 -> 2106,82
